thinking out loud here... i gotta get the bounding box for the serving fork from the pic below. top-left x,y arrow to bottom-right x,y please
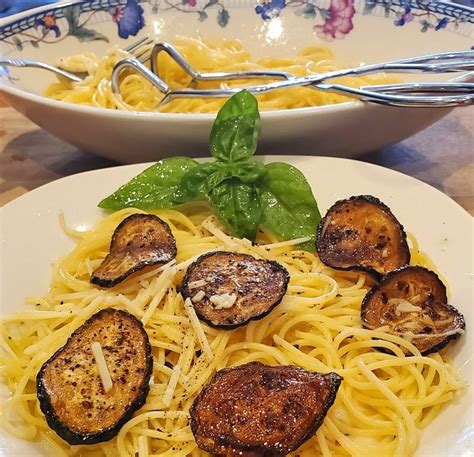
0,36 -> 155,83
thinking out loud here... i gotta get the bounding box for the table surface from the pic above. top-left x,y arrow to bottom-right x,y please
0,100 -> 473,215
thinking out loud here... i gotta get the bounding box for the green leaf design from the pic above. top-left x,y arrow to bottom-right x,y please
63,4 -> 109,43
209,90 -> 261,163
98,157 -> 198,210
198,11 -> 208,21
257,162 -> 321,250
12,36 -> 23,51
209,179 -> 262,240
30,40 -> 39,48
204,0 -> 218,9
295,4 -> 317,18
363,1 -> 376,15
71,27 -> 109,42
63,5 -> 81,30
384,1 -> 393,17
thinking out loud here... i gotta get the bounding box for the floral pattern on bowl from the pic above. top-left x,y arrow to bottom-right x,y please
1,0 -> 147,51
0,0 -> 472,53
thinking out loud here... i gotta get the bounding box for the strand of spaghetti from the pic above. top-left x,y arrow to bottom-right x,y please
357,359 -> 417,456
117,411 -> 190,456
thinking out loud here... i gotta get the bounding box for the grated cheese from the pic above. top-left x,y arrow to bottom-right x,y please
91,341 -> 113,393
319,216 -> 332,239
141,267 -> 177,325
210,293 -> 237,310
202,217 -> 239,248
183,298 -> 213,361
389,298 -> 422,314
162,365 -> 181,407
188,279 -> 208,289
408,328 -> 465,339
192,290 -> 206,303
175,249 -> 219,272
259,236 -> 312,250
157,258 -> 177,272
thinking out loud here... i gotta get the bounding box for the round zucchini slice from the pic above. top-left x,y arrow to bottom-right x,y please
36,308 -> 153,445
190,362 -> 342,456
91,213 -> 176,288
316,195 -> 410,277
180,251 -> 290,329
361,266 -> 465,355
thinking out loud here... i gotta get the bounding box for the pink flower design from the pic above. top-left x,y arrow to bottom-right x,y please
187,0 -> 197,6
314,0 -> 356,41
112,6 -> 125,23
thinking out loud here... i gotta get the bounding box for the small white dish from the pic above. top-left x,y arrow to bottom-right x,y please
0,155 -> 472,456
0,0 -> 473,163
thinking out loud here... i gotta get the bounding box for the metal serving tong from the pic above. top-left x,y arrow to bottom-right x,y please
111,42 -> 474,108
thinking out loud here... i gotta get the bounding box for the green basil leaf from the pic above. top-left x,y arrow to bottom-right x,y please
257,162 -> 321,250
174,162 -> 229,203
209,90 -> 261,163
98,157 -> 198,210
228,160 -> 266,183
209,178 -> 262,241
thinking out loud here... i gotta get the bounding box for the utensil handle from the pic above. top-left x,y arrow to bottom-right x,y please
316,83 -> 474,107
0,57 -> 82,82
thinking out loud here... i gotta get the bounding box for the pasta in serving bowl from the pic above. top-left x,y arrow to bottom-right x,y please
0,0 -> 473,162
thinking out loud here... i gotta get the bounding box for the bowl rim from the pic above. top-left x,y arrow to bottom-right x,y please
0,0 -> 473,121
1,0 -> 473,29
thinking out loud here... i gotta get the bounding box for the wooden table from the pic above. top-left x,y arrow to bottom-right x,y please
1,101 -> 473,214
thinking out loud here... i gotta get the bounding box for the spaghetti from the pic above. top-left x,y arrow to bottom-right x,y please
45,36 -> 398,113
0,206 -> 465,456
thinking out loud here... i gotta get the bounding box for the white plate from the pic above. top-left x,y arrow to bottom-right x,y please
0,156 -> 472,456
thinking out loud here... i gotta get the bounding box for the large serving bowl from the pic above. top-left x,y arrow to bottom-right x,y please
0,0 -> 473,163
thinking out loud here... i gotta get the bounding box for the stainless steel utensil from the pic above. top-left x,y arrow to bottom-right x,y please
0,36 -> 155,83
111,43 -> 474,108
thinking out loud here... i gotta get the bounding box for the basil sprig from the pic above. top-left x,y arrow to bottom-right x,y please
99,90 -> 321,248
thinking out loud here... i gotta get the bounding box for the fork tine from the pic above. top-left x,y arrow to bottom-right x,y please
124,36 -> 153,53
124,36 -> 155,63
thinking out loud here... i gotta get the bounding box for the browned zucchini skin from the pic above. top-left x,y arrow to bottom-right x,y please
180,251 -> 290,330
36,308 -> 153,445
316,195 -> 410,278
91,213 -> 177,288
361,266 -> 465,356
190,362 -> 342,456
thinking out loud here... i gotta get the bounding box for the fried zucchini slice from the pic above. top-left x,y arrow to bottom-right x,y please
91,213 -> 176,287
361,266 -> 465,355
180,251 -> 289,329
190,361 -> 342,456
316,195 -> 410,276
37,308 -> 153,445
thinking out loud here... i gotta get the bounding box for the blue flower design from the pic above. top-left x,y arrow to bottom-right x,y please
255,0 -> 286,20
112,0 -> 145,39
34,14 -> 61,37
394,4 -> 413,27
435,17 -> 449,30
